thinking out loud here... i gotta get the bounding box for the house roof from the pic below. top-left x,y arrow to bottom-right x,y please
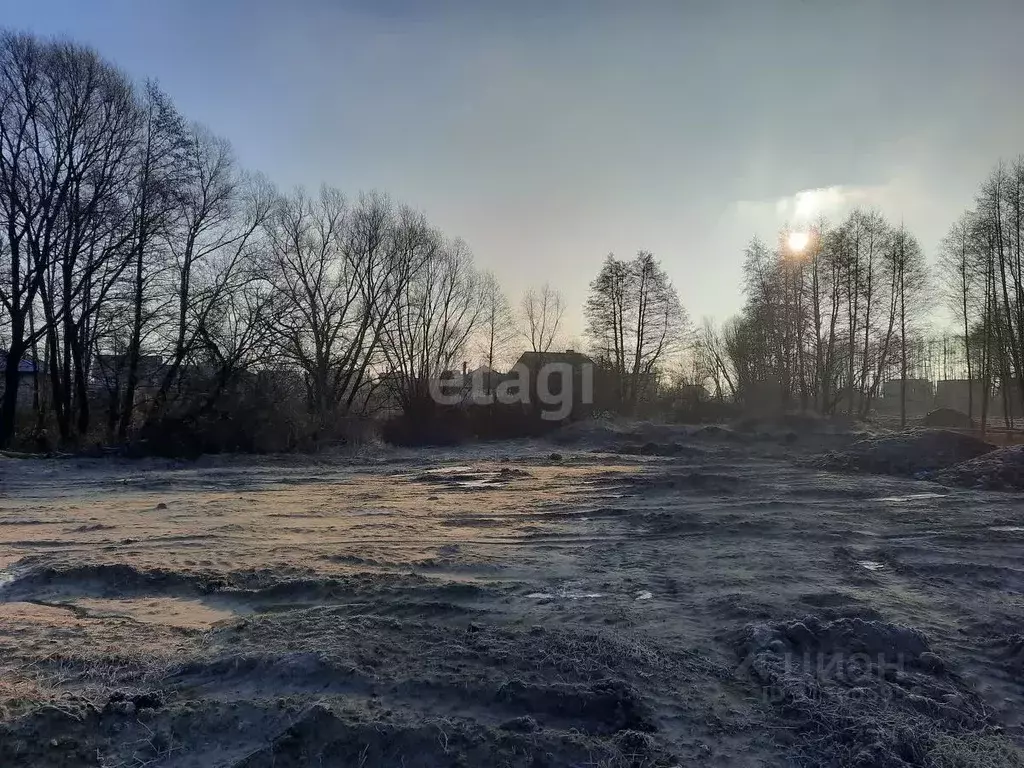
0,351 -> 38,374
514,350 -> 594,369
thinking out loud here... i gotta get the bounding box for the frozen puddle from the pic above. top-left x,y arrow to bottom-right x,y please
871,493 -> 947,503
456,476 -> 501,489
526,591 -> 606,600
857,560 -> 886,571
525,588 -> 653,601
990,526 -> 1024,533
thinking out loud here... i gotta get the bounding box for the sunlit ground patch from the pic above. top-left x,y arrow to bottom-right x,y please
72,597 -> 237,630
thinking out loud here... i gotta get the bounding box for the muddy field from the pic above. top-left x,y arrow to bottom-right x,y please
1,424 -> 1023,767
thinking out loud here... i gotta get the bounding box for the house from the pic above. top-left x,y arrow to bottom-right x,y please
91,353 -> 166,393
0,350 -> 42,407
879,378 -> 933,417
512,349 -> 596,421
934,379 -> 986,416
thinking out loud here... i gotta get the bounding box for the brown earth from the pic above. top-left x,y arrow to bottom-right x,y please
0,426 -> 1023,766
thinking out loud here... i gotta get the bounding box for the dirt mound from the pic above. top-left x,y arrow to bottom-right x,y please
733,411 -> 858,434
813,429 -> 995,477
932,445 -> 1024,490
232,701 -> 661,768
923,408 -> 975,429
736,616 -> 1009,766
615,441 -> 706,457
548,418 -> 684,448
1,562 -> 223,600
690,424 -> 741,441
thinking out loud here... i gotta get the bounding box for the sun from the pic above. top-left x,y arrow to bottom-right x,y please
787,231 -> 810,253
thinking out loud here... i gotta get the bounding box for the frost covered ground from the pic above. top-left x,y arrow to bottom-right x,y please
1,423 -> 1023,767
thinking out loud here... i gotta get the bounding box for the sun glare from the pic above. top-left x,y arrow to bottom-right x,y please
787,231 -> 810,253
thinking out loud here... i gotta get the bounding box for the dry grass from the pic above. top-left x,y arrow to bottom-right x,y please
930,733 -> 1024,768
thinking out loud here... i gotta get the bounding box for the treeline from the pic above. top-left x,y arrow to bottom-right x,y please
0,31 -> 692,453
696,212 -> 927,425
11,30 -> 1020,454
938,159 -> 1024,426
0,32 -> 491,451
695,159 -> 1024,429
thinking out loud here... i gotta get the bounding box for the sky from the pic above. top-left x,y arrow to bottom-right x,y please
3,0 -> 1023,340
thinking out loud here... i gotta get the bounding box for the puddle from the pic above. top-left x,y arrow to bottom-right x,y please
526,591 -> 606,600
871,493 -> 947,503
456,477 -> 501,489
635,590 -> 653,600
857,560 -> 885,571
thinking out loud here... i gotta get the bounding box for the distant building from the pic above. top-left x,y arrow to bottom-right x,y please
0,350 -> 41,407
91,353 -> 166,393
512,349 -> 596,420
934,379 -> 985,416
879,378 -> 933,417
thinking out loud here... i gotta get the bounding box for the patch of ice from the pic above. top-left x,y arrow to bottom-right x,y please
636,590 -> 653,600
456,478 -> 500,488
990,526 -> 1024,533
870,493 -> 947,503
857,560 -> 885,571
526,591 -> 605,600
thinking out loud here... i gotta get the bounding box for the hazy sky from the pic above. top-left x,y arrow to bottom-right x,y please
3,0 -> 1023,339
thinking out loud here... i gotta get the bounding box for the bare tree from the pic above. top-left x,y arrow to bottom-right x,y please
0,33 -> 142,445
0,32 -> 51,445
113,81 -> 191,440
938,212 -> 984,420
694,318 -> 736,400
476,271 -> 515,385
586,251 -> 687,412
378,235 -> 483,421
521,282 -> 565,354
146,129 -> 272,421
887,224 -> 928,427
263,188 -> 412,423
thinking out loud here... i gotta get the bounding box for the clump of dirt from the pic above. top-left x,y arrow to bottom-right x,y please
410,466 -> 531,490
922,408 -> 975,429
735,616 -> 1015,767
813,430 -> 995,477
692,423 -> 741,442
932,445 -> 1024,490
